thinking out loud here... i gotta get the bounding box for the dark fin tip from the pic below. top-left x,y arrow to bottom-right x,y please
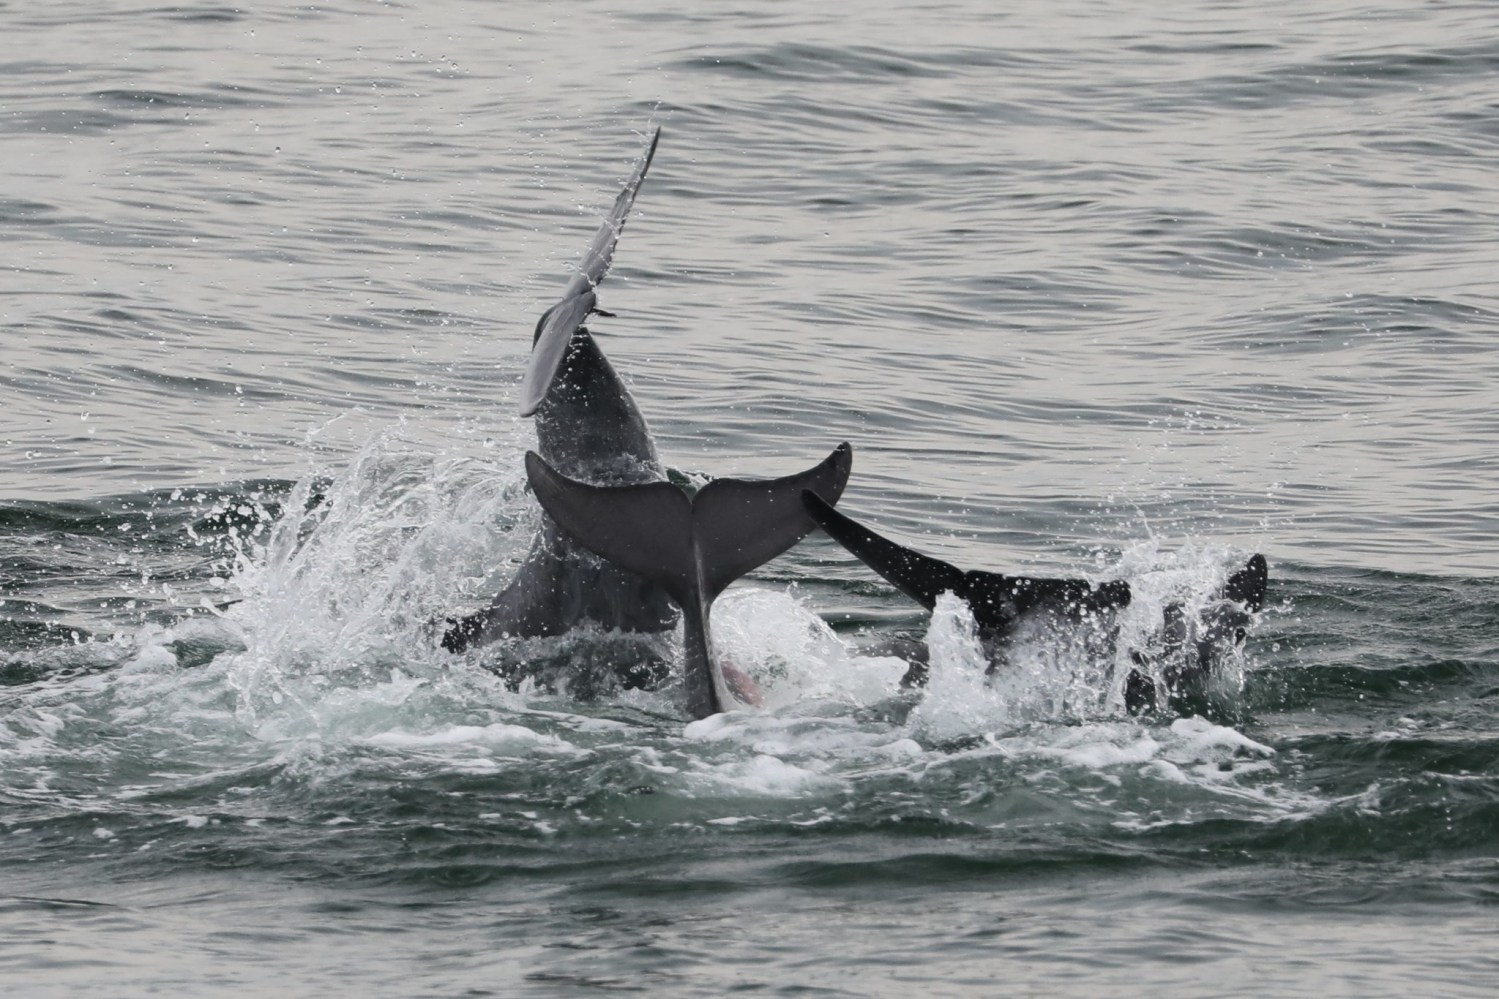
440,615 -> 481,654
1224,553 -> 1269,611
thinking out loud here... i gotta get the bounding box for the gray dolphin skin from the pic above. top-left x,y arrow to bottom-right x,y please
800,490 -> 1267,710
441,128 -> 854,720
438,124 -> 1262,722
528,444 -> 852,719
518,128 -> 662,419
442,128 -> 677,653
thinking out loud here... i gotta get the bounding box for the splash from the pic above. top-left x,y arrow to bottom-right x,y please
711,588 -> 906,711
891,544 -> 1266,742
907,590 -> 1120,743
210,427 -> 537,738
1112,540 -> 1264,714
0,418 -> 1294,848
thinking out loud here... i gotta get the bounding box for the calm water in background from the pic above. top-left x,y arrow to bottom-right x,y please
3,1 -> 1498,995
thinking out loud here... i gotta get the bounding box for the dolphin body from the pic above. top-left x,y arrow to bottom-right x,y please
442,129 -> 675,654
442,129 -> 852,719
800,491 -> 1267,712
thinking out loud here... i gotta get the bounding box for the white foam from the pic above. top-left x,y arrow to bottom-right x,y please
907,593 -> 999,743
216,429 -> 534,737
711,588 -> 906,710
1045,731 -> 1164,769
681,705 -> 920,771
678,753 -> 838,799
682,712 -> 739,742
365,722 -> 579,756
1166,715 -> 1274,759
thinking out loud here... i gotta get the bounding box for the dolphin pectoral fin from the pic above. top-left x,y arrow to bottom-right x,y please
520,294 -> 596,417
1185,553 -> 1269,673
518,127 -> 662,417
438,559 -> 568,652
800,491 -> 965,612
1223,553 -> 1268,612
526,444 -> 854,720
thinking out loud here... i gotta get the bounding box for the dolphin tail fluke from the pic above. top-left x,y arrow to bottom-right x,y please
799,491 -> 965,611
525,443 -> 853,718
523,457 -> 695,597
519,128 -> 662,417
689,445 -> 854,598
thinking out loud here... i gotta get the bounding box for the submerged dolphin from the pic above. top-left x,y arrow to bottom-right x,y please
1122,553 -> 1268,713
442,128 -> 853,719
800,491 -> 1267,709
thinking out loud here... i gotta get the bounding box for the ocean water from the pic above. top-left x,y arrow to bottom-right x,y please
3,1 -> 1498,995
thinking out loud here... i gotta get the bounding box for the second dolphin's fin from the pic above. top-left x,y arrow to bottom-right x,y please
526,443 -> 853,719
519,128 -> 662,417
798,490 -> 964,610
1222,553 -> 1268,612
801,491 -> 1130,634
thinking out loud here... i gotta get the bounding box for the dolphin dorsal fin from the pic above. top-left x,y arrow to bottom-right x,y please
1222,553 -> 1268,611
519,127 -> 662,417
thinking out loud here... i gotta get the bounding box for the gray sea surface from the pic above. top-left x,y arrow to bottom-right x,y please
3,1 -> 1498,995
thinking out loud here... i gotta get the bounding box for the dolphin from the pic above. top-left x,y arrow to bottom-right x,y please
800,490 -> 1267,708
441,128 -> 675,655
441,129 -> 854,719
